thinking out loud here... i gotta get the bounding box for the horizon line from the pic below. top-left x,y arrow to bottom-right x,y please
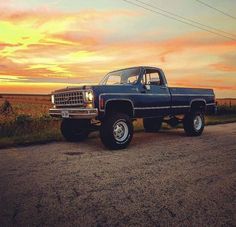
0,93 -> 236,100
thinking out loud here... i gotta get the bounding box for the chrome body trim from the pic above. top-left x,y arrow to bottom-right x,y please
134,105 -> 191,110
206,103 -> 216,106
172,94 -> 214,97
52,89 -> 95,107
99,93 -> 214,97
99,93 -> 171,98
49,108 -> 98,119
134,106 -> 170,110
53,91 -> 84,106
171,105 -> 190,108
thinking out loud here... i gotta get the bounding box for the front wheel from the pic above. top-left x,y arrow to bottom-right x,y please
61,119 -> 90,142
100,113 -> 133,150
183,111 -> 205,136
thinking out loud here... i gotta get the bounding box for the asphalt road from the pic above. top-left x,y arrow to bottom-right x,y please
0,123 -> 236,227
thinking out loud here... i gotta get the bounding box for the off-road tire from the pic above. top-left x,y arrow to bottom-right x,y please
183,111 -> 205,136
61,119 -> 90,142
100,113 -> 133,150
143,117 -> 163,132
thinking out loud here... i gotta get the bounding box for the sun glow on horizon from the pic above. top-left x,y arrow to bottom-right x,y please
0,0 -> 236,98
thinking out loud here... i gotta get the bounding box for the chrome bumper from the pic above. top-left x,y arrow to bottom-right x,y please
49,108 -> 98,119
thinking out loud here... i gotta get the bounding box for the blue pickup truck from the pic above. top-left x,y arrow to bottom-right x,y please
49,66 -> 216,149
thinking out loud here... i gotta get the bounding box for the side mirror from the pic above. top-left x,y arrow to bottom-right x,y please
150,78 -> 160,86
144,84 -> 151,90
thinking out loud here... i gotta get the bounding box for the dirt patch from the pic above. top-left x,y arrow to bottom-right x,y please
63,151 -> 84,156
0,123 -> 236,226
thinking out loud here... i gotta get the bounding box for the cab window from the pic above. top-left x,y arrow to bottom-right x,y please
143,69 -> 162,86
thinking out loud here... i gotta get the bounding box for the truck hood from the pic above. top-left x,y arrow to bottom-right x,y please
52,85 -> 96,94
52,84 -> 138,94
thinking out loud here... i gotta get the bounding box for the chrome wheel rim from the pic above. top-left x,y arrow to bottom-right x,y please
194,115 -> 202,131
113,121 -> 129,142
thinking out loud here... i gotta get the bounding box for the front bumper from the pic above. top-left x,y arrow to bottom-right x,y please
49,108 -> 98,119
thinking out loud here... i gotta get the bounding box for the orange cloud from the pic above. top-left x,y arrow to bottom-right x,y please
211,63 -> 236,72
0,6 -> 236,98
170,80 -> 236,91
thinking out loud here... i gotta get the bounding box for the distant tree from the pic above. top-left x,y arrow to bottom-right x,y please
0,100 -> 14,115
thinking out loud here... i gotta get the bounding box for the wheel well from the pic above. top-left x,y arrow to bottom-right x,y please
191,100 -> 206,112
105,100 -> 134,117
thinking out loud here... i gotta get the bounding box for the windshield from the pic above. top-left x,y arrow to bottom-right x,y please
100,68 -> 141,85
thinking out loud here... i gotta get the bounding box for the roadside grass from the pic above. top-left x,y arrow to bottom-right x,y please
206,114 -> 236,125
0,130 -> 62,149
216,105 -> 236,115
0,99 -> 236,149
0,115 -> 62,149
1,114 -> 236,149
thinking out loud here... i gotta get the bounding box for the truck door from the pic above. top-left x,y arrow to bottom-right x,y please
136,68 -> 171,117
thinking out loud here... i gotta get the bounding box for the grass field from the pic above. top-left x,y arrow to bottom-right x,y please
0,94 -> 51,117
217,98 -> 236,106
0,94 -> 236,149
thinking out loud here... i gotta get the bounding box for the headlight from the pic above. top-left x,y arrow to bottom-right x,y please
51,94 -> 55,104
84,90 -> 94,102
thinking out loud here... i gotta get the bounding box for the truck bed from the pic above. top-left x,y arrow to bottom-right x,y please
169,87 -> 215,114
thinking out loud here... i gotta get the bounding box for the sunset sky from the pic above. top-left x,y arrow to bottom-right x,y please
0,0 -> 235,97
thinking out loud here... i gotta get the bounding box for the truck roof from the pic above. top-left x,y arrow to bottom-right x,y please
109,66 -> 162,74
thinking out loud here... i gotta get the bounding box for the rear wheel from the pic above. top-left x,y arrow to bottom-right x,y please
100,113 -> 133,150
183,111 -> 205,136
61,119 -> 90,142
143,117 -> 163,132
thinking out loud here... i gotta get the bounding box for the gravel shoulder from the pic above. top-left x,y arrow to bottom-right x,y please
0,123 -> 236,226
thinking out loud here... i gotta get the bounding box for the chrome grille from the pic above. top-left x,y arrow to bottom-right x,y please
54,91 -> 84,106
